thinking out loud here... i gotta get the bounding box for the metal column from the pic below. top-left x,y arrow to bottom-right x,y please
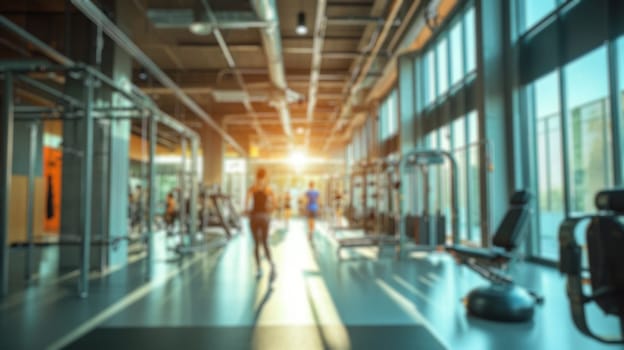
146,114 -> 157,280
608,37 -> 622,185
25,122 -> 38,281
189,138 -> 198,237
179,138 -> 188,236
79,74 -> 95,298
0,72 -> 14,296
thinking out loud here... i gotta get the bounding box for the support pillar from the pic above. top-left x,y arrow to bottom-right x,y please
146,114 -> 156,280
25,123 -> 38,281
180,138 -> 188,235
189,137 -> 199,235
0,72 -> 14,296
78,74 -> 95,298
475,0 -> 514,246
202,124 -> 224,186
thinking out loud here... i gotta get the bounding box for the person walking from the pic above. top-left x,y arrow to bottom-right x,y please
246,167 -> 277,278
305,181 -> 320,241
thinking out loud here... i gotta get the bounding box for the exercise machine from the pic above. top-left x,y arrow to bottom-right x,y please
559,189 -> 624,343
399,150 -> 459,256
447,190 -> 543,322
333,158 -> 401,258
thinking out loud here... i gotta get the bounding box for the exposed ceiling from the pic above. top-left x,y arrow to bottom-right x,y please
0,0 -> 451,159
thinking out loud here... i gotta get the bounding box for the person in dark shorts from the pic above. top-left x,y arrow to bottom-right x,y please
305,181 -> 320,241
246,167 -> 277,278
283,191 -> 291,230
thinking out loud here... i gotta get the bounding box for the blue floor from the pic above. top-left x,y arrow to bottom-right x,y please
0,219 -> 621,349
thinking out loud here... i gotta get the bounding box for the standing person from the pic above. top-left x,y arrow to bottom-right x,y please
246,167 -> 277,278
305,181 -> 320,241
165,192 -> 178,231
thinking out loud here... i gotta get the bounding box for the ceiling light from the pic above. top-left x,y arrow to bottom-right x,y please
189,22 -> 212,35
289,150 -> 307,172
138,68 -> 148,81
296,127 -> 304,134
296,12 -> 307,35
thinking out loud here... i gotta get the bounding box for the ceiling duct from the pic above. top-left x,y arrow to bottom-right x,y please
147,8 -> 267,30
70,0 -> 246,156
251,0 -> 297,139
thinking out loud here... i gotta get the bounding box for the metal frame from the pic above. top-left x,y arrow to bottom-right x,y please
0,16 -> 202,297
399,149 -> 459,258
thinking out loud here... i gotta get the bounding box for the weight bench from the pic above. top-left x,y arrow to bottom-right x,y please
447,190 -> 543,322
559,189 -> 624,344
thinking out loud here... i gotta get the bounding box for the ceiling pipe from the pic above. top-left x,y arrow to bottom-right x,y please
323,0 -> 404,151
366,0 -> 428,104
326,16 -> 401,26
251,0 -> 294,140
330,0 -> 428,150
198,0 -> 270,146
0,15 -> 198,142
69,0 -> 247,156
305,0 -> 328,149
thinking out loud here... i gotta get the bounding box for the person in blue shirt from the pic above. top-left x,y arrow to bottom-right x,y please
305,181 -> 320,241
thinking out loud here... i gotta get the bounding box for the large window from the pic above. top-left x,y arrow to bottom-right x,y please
464,7 -> 476,74
564,46 -> 613,213
450,20 -> 463,86
520,0 -> 557,32
426,50 -> 436,106
416,5 -> 476,111
379,89 -> 398,141
437,38 -> 449,96
524,45 -> 615,260
466,111 -> 480,242
532,71 -> 564,260
397,2 -> 480,245
452,117 -> 467,242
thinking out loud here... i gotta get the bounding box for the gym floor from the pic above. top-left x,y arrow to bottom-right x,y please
0,219 -> 620,349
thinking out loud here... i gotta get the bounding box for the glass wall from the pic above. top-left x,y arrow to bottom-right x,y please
394,2 -> 482,244
450,19 -> 463,86
466,111 -> 480,242
523,43 -> 618,260
464,7 -> 476,74
564,46 -> 613,214
452,117 -> 468,241
437,38 -> 449,96
530,71 -> 564,259
379,89 -> 399,142
519,0 -> 557,32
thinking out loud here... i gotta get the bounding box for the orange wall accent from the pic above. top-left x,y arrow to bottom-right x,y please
43,147 -> 62,234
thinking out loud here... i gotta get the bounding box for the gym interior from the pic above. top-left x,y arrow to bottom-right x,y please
0,0 -> 623,349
